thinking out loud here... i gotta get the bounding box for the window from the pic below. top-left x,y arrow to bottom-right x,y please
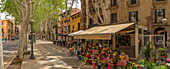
2,28 -> 3,33
72,26 -> 74,32
78,23 -> 80,30
65,20 -> 66,23
2,22 -> 3,25
68,25 -> 70,33
155,9 -> 165,23
72,17 -> 74,20
129,11 -> 138,22
78,15 -> 80,18
131,0 -> 136,4
89,18 -> 93,25
111,0 -> 117,6
111,13 -> 117,23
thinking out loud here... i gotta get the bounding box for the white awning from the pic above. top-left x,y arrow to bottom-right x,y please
73,23 -> 135,40
68,30 -> 83,36
76,23 -> 135,35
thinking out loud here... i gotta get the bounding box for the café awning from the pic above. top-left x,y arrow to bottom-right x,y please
74,23 -> 135,40
68,30 -> 83,36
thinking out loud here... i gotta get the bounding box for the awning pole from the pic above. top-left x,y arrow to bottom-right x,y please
135,23 -> 139,59
113,34 -> 116,50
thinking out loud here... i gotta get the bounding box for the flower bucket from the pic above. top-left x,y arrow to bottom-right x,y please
98,65 -> 101,69
93,63 -> 96,68
81,57 -> 84,61
78,56 -> 81,60
108,65 -> 111,69
88,60 -> 92,64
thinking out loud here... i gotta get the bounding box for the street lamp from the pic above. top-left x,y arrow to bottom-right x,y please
162,18 -> 168,47
30,19 -> 35,59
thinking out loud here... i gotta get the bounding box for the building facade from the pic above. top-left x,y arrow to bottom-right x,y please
70,12 -> 81,33
81,0 -> 170,58
81,0 -> 170,44
58,8 -> 80,41
1,19 -> 15,40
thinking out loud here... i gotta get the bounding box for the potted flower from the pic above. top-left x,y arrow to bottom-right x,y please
166,59 -> 170,68
107,61 -> 112,69
119,52 -> 125,61
98,60 -> 102,69
93,59 -> 96,68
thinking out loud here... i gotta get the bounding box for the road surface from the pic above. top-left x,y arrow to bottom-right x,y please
3,40 -> 19,63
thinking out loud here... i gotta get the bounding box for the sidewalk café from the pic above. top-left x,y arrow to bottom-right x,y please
72,22 -> 146,59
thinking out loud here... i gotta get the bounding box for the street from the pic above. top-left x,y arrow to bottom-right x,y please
3,40 -> 18,63
21,40 -> 98,69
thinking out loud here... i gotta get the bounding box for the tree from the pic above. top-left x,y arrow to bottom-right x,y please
57,0 -> 78,41
85,0 -> 108,25
0,0 -> 39,59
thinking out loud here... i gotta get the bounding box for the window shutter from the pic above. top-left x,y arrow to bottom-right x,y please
155,10 -> 157,23
136,11 -> 138,21
163,9 -> 165,18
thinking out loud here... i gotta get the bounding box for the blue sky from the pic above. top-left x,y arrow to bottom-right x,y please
1,0 -> 81,20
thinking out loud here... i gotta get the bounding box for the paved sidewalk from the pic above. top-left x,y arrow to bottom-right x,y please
20,40 -> 97,69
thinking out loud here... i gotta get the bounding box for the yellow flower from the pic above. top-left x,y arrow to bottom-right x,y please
132,62 -> 135,65
129,61 -> 132,63
113,53 -> 116,56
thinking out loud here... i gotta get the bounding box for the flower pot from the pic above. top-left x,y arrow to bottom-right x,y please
98,65 -> 101,69
93,63 -> 96,68
81,57 -> 84,61
78,56 -> 81,60
88,60 -> 92,64
108,65 -> 111,69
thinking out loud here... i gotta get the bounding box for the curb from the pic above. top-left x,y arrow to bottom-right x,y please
3,52 -> 17,69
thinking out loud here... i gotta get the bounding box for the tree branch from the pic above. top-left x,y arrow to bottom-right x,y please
16,0 -> 25,7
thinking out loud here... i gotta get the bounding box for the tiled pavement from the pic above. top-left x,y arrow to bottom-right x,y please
20,40 -> 99,69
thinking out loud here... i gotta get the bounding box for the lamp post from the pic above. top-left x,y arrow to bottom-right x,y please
30,19 -> 35,59
162,18 -> 168,47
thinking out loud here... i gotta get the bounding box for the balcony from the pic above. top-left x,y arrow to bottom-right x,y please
154,0 -> 167,4
127,0 -> 140,7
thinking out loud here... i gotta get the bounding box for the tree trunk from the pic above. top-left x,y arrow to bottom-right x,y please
17,23 -> 27,59
17,0 -> 31,59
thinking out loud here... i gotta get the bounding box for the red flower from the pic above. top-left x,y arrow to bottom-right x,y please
138,66 -> 141,68
126,64 -> 128,66
132,65 -> 134,66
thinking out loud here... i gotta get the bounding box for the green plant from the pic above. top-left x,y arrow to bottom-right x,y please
145,61 -> 157,69
144,42 -> 151,61
157,65 -> 168,69
151,45 -> 156,59
159,48 -> 163,51
138,59 -> 145,65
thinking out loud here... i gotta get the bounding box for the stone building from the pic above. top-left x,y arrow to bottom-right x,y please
81,0 -> 170,44
80,0 -> 170,58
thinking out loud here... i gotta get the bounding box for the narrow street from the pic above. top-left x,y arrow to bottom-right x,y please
3,40 -> 18,63
21,40 -> 98,69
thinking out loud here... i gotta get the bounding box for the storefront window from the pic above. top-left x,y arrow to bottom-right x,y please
116,35 -> 131,46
